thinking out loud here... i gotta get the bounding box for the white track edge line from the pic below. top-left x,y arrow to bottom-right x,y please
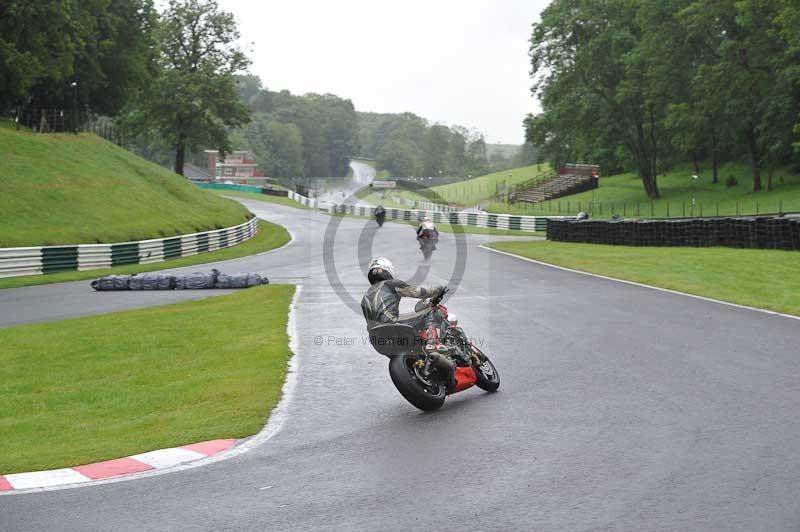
2,284 -> 303,495
480,244 -> 800,322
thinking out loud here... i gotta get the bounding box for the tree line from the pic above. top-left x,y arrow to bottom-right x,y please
0,0 -> 157,116
1,0 -> 525,180
526,0 -> 800,198
230,76 -> 359,178
2,0 -> 252,176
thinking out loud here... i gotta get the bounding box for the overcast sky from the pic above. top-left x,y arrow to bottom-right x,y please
216,0 -> 550,145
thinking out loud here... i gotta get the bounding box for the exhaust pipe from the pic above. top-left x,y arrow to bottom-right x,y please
427,351 -> 455,387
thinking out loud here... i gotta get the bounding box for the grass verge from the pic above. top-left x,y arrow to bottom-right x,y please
0,284 -> 295,474
486,163 -> 800,218
487,240 -> 800,316
0,220 -> 290,290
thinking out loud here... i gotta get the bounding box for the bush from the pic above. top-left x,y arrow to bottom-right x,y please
725,175 -> 738,188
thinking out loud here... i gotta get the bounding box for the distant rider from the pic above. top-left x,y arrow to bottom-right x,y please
374,204 -> 386,226
416,217 -> 439,239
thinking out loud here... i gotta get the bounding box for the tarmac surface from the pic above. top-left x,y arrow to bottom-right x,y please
2,195 -> 800,531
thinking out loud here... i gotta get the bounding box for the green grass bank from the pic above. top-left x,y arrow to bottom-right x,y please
486,163 -> 800,218
358,164 -> 551,207
0,124 -> 251,247
0,284 -> 296,474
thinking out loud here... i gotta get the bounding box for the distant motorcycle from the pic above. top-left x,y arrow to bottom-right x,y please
367,288 -> 500,411
375,207 -> 386,227
417,228 -> 438,260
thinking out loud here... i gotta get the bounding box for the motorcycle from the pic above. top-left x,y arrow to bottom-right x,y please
368,288 -> 500,411
417,228 -> 438,260
375,211 -> 385,227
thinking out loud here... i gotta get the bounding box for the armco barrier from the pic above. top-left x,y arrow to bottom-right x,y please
198,181 -> 551,227
547,215 -> 800,250
0,217 -> 259,279
325,199 -> 559,232
412,200 -> 461,213
286,190 -> 323,209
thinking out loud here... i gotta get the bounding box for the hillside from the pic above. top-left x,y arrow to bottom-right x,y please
485,163 -> 800,218
358,164 -> 551,207
0,123 -> 251,247
486,143 -> 520,159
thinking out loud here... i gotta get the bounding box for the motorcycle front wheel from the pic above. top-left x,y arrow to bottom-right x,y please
388,355 -> 446,411
471,346 -> 500,392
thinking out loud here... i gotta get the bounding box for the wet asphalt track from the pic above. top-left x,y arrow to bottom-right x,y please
2,198 -> 800,531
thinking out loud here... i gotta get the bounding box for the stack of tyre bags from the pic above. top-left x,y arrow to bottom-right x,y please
91,269 -> 269,291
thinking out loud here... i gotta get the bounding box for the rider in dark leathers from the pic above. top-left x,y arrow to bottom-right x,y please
374,204 -> 386,226
360,258 -> 445,332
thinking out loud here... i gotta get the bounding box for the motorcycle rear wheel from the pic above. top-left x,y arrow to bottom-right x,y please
388,355 -> 446,411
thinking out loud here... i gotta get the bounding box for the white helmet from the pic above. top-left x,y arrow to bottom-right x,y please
367,257 -> 396,284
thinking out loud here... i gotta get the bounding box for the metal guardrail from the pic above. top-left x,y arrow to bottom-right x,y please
200,182 -> 565,231
284,189 -> 566,232
326,202 -> 558,232
0,218 -> 258,279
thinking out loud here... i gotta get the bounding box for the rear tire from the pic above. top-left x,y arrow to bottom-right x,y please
388,355 -> 446,411
472,347 -> 500,392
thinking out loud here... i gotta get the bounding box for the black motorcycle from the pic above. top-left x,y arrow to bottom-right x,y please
375,207 -> 386,227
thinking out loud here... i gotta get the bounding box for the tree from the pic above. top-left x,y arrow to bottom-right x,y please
127,0 -> 250,175
512,142 -> 539,168
466,136 -> 489,176
679,0 -> 796,191
0,0 -> 157,114
243,117 -> 303,178
421,125 -> 450,177
528,0 -> 669,198
236,74 -> 262,107
377,138 -> 417,176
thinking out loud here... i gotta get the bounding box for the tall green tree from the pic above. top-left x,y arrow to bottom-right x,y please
466,136 -> 489,176
377,138 -> 418,176
243,117 -> 304,178
421,125 -> 450,177
0,0 -> 157,114
528,0 -> 669,198
127,0 -> 250,175
679,0 -> 793,191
